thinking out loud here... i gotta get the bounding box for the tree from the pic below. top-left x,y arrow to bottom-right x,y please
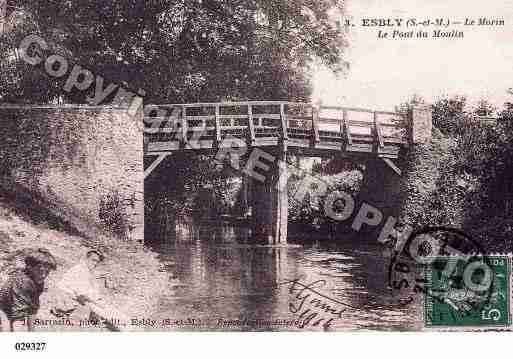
473,99 -> 496,117
1,0 -> 346,104
400,93 -> 513,251
432,95 -> 469,136
0,1 -> 348,237
0,0 -> 6,34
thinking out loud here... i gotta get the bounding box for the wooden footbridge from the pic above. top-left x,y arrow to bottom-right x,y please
144,101 -> 432,243
144,101 -> 414,157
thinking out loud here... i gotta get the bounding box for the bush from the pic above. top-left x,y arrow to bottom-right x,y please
99,190 -> 129,239
399,96 -> 513,252
288,169 -> 363,229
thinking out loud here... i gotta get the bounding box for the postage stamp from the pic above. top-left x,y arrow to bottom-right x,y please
424,255 -> 511,328
387,227 -> 513,330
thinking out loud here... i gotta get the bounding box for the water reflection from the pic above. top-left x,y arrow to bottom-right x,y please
150,219 -> 423,331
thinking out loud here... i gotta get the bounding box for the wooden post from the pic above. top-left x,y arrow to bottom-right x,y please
312,106 -> 320,146
275,103 -> 289,244
340,110 -> 345,139
248,105 -> 256,146
280,103 -> 289,141
0,0 -> 6,34
248,148 -> 288,244
249,176 -> 273,241
271,149 -> 288,244
374,111 -> 384,152
180,106 -> 187,147
341,109 -> 348,150
215,105 -> 221,147
343,110 -> 352,149
241,174 -> 249,218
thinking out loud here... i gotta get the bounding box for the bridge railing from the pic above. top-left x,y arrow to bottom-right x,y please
144,101 -> 407,156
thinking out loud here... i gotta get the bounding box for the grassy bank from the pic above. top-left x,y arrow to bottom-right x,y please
0,197 -> 169,331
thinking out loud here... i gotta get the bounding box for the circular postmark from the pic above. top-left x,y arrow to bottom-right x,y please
387,227 -> 495,321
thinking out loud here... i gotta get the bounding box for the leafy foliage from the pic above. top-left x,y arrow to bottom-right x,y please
99,190 -> 129,238
1,1 -> 347,237
400,95 -> 513,252
288,169 -> 363,232
431,95 -> 468,136
1,0 -> 346,103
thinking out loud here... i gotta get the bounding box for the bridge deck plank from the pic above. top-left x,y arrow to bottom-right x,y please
144,102 -> 407,160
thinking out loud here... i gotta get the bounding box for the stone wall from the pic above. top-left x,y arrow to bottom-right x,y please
0,105 -> 144,243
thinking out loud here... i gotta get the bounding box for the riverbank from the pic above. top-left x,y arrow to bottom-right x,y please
0,198 -> 169,331
398,118 -> 513,253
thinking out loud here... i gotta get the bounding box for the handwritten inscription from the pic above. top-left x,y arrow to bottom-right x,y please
279,279 -> 350,330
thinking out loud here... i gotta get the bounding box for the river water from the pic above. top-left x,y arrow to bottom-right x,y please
149,220 -> 423,331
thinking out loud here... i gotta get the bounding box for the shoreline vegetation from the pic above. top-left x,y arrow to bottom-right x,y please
0,189 -> 169,331
398,98 -> 513,253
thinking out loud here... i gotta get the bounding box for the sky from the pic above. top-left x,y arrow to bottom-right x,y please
312,0 -> 513,112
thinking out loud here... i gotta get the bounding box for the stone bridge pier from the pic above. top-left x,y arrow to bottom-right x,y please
244,148 -> 288,244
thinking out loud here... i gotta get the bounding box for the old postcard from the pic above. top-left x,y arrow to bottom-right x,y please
0,0 -> 512,341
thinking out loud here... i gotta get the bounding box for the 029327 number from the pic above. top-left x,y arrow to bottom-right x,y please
14,342 -> 47,351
